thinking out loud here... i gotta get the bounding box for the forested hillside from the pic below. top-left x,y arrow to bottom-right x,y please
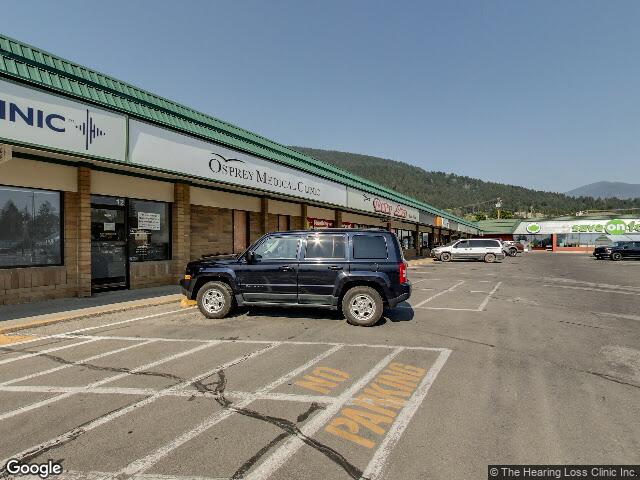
292,147 -> 640,217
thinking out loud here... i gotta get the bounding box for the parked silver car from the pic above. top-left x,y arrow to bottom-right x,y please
432,238 -> 506,263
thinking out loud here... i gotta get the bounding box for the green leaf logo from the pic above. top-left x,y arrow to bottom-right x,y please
605,219 -> 626,235
526,223 -> 541,234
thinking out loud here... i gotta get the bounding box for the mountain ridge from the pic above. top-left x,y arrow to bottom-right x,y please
566,181 -> 640,200
291,147 -> 640,217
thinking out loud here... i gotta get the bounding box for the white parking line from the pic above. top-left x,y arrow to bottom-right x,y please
361,349 -> 451,479
412,280 -> 465,308
543,284 -> 640,296
0,339 -> 213,421
0,339 -> 155,387
0,340 -> 451,480
243,348 -> 404,480
477,282 -> 502,311
116,344 -> 344,477
0,337 -> 100,366
2,308 -> 193,347
1,342 -> 277,468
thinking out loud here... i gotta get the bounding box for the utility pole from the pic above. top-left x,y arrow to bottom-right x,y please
495,198 -> 502,219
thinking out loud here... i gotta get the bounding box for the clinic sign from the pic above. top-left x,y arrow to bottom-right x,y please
515,219 -> 640,235
128,120 -> 348,205
346,187 -> 419,221
0,78 -> 126,161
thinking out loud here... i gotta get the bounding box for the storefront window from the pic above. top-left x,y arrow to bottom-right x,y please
128,199 -> 171,262
556,233 -> 602,247
0,186 -> 62,267
515,234 -> 552,249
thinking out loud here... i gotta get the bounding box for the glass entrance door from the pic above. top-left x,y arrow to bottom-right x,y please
91,197 -> 127,290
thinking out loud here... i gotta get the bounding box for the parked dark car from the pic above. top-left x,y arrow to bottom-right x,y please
594,241 -> 640,261
180,229 -> 411,326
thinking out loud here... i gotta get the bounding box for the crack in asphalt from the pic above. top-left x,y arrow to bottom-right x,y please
0,356 -> 361,480
417,328 -> 640,390
196,371 -> 362,480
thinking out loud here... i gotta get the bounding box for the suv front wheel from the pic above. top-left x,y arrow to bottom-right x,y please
197,281 -> 233,319
342,286 -> 383,327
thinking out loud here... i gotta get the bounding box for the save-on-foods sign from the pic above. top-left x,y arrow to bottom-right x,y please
0,78 -> 126,161
515,219 -> 640,235
346,187 -> 419,221
129,120 -> 348,205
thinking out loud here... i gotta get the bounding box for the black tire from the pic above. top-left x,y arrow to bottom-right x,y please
509,247 -> 518,257
196,281 -> 233,319
342,286 -> 383,327
611,252 -> 623,261
484,253 -> 496,263
440,252 -> 452,262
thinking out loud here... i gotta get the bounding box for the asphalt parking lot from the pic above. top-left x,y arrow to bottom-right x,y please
0,253 -> 639,479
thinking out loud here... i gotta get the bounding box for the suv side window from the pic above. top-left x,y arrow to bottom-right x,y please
304,234 -> 346,259
455,240 -> 469,248
468,240 -> 482,248
253,236 -> 300,260
353,235 -> 388,259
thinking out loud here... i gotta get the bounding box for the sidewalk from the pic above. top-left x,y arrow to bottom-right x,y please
407,257 -> 435,266
0,285 -> 182,335
1,261 -> 433,335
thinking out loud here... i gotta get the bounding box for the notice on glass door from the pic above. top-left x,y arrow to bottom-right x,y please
138,212 -> 161,231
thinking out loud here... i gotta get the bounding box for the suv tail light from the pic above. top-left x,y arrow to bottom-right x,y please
399,262 -> 408,284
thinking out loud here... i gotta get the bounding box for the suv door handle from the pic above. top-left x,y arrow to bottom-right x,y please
328,265 -> 343,270
279,266 -> 294,272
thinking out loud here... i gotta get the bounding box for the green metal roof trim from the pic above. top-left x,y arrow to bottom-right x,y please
0,34 -> 477,229
477,219 -> 522,234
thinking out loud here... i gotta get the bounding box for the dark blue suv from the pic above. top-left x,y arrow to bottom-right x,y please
180,229 -> 411,326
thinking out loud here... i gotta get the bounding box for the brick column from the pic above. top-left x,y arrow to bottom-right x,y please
77,167 -> 91,297
261,197 -> 270,234
301,204 -> 309,229
552,233 -> 557,252
172,183 -> 191,274
334,210 -> 343,228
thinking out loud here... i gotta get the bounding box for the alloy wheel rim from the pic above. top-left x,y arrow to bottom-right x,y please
349,294 -> 375,321
203,288 -> 225,313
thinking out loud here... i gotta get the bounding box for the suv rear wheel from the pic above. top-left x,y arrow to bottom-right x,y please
197,281 -> 233,319
342,286 -> 383,327
484,253 -> 496,263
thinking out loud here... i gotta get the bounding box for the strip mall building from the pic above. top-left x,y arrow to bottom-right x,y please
480,216 -> 640,252
0,35 -> 478,305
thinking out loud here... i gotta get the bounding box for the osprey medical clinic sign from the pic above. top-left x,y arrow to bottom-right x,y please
128,120 -> 348,205
0,79 -> 126,161
515,219 -> 640,235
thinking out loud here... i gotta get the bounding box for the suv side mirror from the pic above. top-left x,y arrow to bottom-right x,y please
247,251 -> 257,264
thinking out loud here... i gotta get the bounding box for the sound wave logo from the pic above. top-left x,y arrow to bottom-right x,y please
74,109 -> 106,150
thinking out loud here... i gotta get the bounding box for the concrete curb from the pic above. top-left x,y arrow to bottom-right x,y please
0,294 -> 184,335
407,258 -> 435,266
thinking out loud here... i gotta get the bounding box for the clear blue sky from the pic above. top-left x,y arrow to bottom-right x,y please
3,0 -> 639,192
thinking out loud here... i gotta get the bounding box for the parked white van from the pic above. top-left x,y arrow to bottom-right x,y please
432,239 -> 506,263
